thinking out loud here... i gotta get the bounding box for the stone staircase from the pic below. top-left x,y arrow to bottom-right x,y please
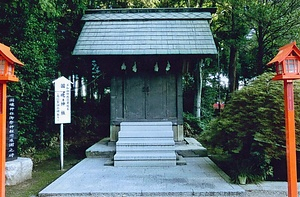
113,122 -> 176,167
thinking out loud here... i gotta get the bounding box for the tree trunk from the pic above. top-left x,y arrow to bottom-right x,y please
77,75 -> 82,99
199,0 -> 205,7
228,4 -> 239,93
228,46 -> 238,93
194,59 -> 203,119
257,22 -> 264,75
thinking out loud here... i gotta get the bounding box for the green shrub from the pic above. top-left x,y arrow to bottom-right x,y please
20,135 -> 66,163
183,112 -> 204,137
201,72 -> 300,183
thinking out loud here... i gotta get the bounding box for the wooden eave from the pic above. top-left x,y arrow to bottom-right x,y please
267,41 -> 300,65
0,43 -> 24,66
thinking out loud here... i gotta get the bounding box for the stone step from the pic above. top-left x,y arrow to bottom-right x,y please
114,160 -> 176,167
114,151 -> 176,160
120,122 -> 173,132
85,137 -> 208,158
116,138 -> 175,146
116,145 -> 175,152
114,122 -> 176,166
118,130 -> 173,138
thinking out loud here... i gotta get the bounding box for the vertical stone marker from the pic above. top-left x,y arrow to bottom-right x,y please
6,96 -> 18,161
5,97 -> 33,186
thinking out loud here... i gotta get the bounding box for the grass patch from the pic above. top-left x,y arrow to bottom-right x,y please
6,155 -> 81,197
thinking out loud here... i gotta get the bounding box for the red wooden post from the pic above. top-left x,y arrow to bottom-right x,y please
0,83 -> 7,197
284,80 -> 298,197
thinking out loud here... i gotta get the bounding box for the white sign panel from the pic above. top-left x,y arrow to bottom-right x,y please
53,76 -> 72,124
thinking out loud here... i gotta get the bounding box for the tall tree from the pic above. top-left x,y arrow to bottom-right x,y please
213,0 -> 300,93
0,0 -> 65,149
244,0 -> 300,75
212,0 -> 248,93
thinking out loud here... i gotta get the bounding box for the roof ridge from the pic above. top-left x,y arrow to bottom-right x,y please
85,8 -> 217,15
82,11 -> 213,21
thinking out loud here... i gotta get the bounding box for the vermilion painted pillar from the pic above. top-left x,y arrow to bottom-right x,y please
284,80 -> 298,197
0,83 -> 7,197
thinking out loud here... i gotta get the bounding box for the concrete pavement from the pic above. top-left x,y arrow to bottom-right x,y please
38,138 -> 299,197
39,157 -> 244,197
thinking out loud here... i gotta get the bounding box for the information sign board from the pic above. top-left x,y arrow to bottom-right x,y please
53,77 -> 72,124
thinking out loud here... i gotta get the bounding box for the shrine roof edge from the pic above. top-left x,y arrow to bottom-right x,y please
84,8 -> 217,15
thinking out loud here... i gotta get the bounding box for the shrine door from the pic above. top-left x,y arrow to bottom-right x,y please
123,73 -> 177,121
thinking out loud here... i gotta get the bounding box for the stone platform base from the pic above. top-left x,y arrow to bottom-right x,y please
6,157 -> 33,185
86,137 -> 207,158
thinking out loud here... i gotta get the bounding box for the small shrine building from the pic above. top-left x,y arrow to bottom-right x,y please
73,8 -> 217,143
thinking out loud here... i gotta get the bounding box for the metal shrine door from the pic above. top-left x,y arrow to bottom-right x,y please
123,73 -> 176,121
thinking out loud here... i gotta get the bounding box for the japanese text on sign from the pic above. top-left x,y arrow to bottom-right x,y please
6,96 -> 18,161
53,77 -> 72,124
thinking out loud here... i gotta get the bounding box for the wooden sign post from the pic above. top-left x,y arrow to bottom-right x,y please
53,76 -> 72,170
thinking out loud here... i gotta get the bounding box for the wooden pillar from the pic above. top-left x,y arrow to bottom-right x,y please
0,83 -> 7,197
284,80 -> 298,197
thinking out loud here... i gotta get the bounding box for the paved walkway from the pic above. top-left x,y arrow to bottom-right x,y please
38,138 -> 299,197
242,182 -> 294,197
39,157 -> 244,197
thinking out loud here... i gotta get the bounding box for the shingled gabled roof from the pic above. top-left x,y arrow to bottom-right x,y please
267,41 -> 300,65
73,8 -> 217,56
